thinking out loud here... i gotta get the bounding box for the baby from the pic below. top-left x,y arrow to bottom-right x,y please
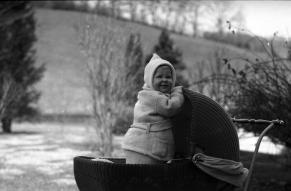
122,53 -> 184,164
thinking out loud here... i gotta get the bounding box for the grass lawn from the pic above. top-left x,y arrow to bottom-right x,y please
0,121 -> 124,191
240,151 -> 291,191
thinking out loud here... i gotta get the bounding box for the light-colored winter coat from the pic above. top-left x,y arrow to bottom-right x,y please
123,53 -> 184,162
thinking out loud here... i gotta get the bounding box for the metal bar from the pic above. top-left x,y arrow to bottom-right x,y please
243,122 -> 275,191
231,118 -> 284,190
232,118 -> 284,125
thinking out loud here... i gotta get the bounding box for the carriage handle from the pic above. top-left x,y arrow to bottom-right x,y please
231,118 -> 285,191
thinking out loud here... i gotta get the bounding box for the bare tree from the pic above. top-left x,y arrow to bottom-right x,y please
135,2 -> 148,23
201,1 -> 234,35
145,0 -> 162,26
127,0 -> 139,21
190,2 -> 201,37
189,49 -> 236,108
187,60 -> 206,93
171,7 -> 188,34
158,1 -> 175,29
205,49 -> 236,106
79,15 -> 135,156
109,0 -> 116,17
183,1 -> 203,37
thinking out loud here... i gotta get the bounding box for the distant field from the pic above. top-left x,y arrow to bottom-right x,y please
34,8 -> 253,115
35,9 -> 89,115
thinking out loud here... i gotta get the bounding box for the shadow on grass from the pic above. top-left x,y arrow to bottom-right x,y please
0,131 -> 40,135
240,150 -> 280,167
33,114 -> 94,124
239,150 -> 291,191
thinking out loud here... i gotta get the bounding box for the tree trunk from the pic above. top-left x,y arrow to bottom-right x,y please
192,5 -> 199,38
2,117 -> 12,133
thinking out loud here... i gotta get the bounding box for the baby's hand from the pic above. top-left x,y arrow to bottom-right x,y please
171,86 -> 183,93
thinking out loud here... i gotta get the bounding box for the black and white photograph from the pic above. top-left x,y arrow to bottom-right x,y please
0,1 -> 290,191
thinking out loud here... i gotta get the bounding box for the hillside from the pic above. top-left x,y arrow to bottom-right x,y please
34,8 -> 252,115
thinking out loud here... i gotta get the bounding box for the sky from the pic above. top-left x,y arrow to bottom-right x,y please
236,1 -> 291,38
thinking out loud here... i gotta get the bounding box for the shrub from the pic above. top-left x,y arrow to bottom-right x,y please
226,35 -> 291,148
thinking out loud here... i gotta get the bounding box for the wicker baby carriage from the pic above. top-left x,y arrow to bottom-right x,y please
73,88 -> 283,191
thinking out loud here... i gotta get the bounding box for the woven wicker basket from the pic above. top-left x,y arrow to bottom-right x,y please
172,88 -> 240,161
74,88 -> 240,191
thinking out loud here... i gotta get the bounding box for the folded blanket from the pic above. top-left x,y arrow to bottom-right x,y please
193,153 -> 249,187
91,158 -> 114,163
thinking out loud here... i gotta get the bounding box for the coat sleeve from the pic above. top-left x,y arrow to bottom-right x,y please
156,86 -> 184,117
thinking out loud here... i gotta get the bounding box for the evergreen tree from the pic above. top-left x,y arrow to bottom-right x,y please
288,44 -> 291,61
0,1 -> 45,132
114,33 -> 144,134
123,33 -> 144,106
145,29 -> 188,87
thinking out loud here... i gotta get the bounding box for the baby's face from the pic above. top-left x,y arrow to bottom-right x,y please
152,65 -> 173,94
